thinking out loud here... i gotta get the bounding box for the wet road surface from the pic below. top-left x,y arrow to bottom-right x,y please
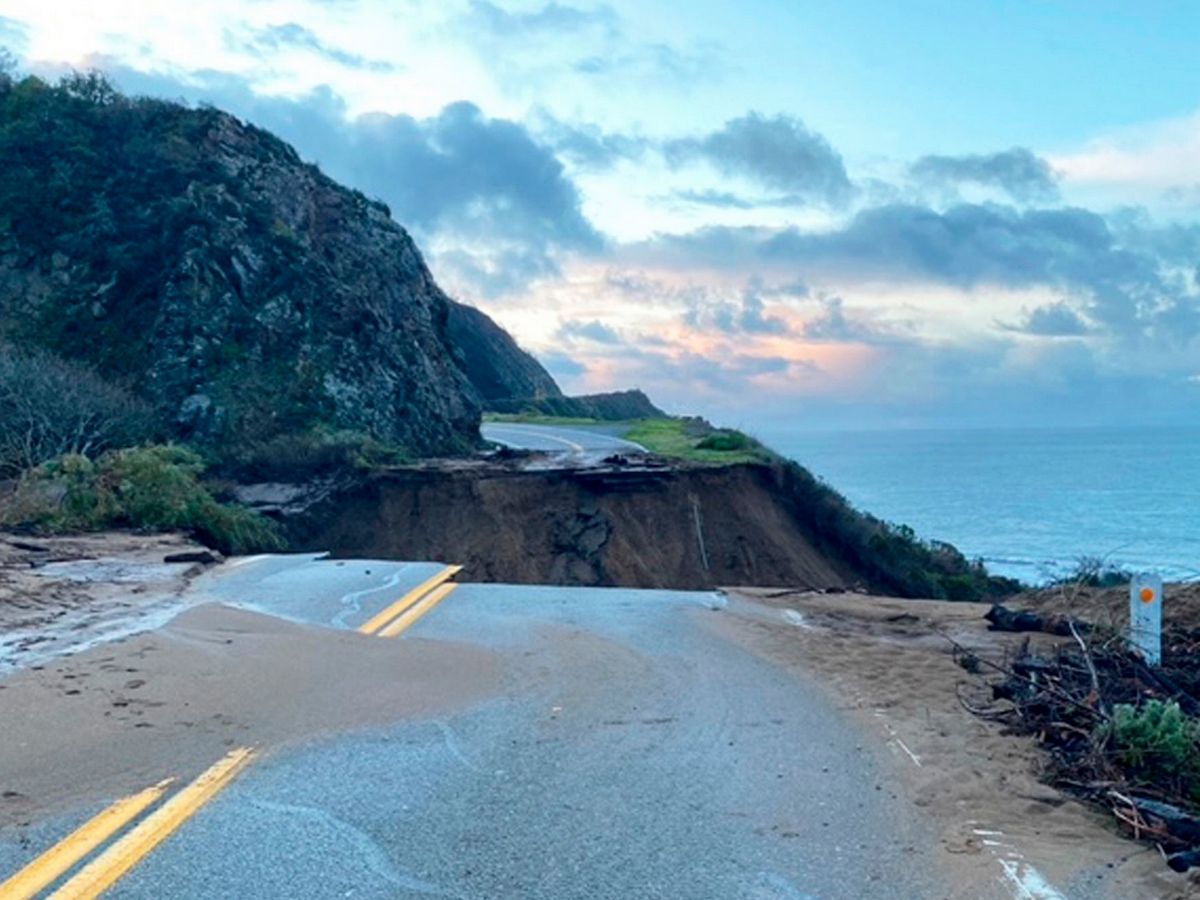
1,556 -> 957,899
480,422 -> 645,455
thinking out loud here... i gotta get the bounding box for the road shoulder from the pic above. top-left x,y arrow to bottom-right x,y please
711,588 -> 1194,900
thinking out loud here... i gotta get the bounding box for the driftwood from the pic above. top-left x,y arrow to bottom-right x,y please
959,611 -> 1200,871
1125,797 -> 1200,845
984,603 -> 1083,637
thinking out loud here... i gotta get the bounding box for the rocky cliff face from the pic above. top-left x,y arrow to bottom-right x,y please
445,300 -> 562,404
0,74 -> 558,456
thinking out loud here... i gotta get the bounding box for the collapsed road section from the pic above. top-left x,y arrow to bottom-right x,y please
253,455 -> 861,591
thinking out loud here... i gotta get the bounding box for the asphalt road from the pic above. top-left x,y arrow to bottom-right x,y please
0,557 -> 955,899
480,422 -> 645,454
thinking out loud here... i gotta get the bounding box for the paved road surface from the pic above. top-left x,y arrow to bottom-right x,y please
480,422 -> 645,455
0,556 -> 970,898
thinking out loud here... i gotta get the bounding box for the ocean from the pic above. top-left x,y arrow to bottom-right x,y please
756,425 -> 1200,585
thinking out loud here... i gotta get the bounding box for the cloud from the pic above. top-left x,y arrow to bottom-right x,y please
558,319 -> 621,343
802,296 -> 901,344
683,283 -> 788,335
638,202 -> 1197,343
455,2 -> 721,94
0,16 -> 28,51
533,113 -> 650,169
539,350 -> 587,380
467,1 -> 618,38
574,40 -> 722,85
608,346 -> 805,399
909,148 -> 1059,203
92,62 -> 600,297
234,23 -> 399,73
672,188 -> 815,210
1002,302 -> 1090,336
1051,108 -> 1200,191
348,100 -> 600,250
665,113 -> 853,207
1162,184 -> 1200,210
674,189 -> 759,209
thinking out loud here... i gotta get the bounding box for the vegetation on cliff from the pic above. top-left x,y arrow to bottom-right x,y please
1,445 -> 282,554
0,70 -> 560,464
486,389 -> 664,421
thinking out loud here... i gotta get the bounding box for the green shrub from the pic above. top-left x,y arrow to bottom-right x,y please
623,418 -> 773,464
936,573 -> 985,602
1052,556 -> 1132,588
775,460 -> 1016,601
1105,700 -> 1200,798
219,428 -> 408,481
695,430 -> 753,453
1,445 -> 283,554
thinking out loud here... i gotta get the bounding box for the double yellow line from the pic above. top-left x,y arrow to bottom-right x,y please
357,564 -> 462,638
1,747 -> 255,899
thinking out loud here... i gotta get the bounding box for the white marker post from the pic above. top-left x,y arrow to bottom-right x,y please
1129,573 -> 1163,666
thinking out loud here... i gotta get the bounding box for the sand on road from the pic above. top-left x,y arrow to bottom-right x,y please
0,602 -> 499,828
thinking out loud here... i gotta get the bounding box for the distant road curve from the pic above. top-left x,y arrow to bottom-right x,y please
480,422 -> 645,454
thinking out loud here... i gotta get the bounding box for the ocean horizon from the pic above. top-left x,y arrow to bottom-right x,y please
756,423 -> 1200,586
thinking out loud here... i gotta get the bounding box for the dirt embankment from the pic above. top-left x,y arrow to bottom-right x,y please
279,461 -> 861,591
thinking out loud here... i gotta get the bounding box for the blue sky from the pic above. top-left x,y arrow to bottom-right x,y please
2,0 -> 1199,429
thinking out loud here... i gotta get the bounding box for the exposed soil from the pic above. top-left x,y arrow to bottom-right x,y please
718,588 -> 1200,900
282,461 -> 863,591
0,532 -> 215,671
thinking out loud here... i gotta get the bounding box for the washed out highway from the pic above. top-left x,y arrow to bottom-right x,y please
0,549 -> 989,899
480,421 -> 645,456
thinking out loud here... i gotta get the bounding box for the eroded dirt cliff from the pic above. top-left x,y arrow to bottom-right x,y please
280,461 -> 863,591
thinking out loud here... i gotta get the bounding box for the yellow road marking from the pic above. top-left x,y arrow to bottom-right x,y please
357,565 -> 463,636
49,747 -> 256,900
377,583 -> 458,638
0,780 -> 173,900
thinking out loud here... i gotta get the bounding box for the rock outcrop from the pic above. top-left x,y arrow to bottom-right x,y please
445,300 -> 562,404
488,389 -> 664,420
0,73 -> 560,456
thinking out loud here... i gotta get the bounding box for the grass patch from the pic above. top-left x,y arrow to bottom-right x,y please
486,414 -> 774,465
624,418 -> 774,465
0,445 -> 284,554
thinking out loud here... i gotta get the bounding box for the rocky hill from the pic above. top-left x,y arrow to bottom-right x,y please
0,72 -> 559,457
488,389 -> 664,420
445,300 -> 562,405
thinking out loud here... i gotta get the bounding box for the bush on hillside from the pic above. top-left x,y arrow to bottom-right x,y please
776,460 -> 1018,600
695,430 -> 755,453
489,390 -> 664,421
0,445 -> 283,554
219,428 -> 408,481
0,344 -> 158,476
1051,555 -> 1132,589
1105,700 -> 1200,799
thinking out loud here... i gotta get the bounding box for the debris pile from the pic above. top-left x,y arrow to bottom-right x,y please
960,604 -> 1200,871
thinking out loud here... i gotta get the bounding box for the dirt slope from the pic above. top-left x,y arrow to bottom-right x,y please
283,462 -> 860,590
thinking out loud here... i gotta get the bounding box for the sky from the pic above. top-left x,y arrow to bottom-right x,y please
2,0 -> 1199,432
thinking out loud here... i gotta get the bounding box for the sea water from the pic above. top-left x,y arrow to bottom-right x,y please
758,425 -> 1200,585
